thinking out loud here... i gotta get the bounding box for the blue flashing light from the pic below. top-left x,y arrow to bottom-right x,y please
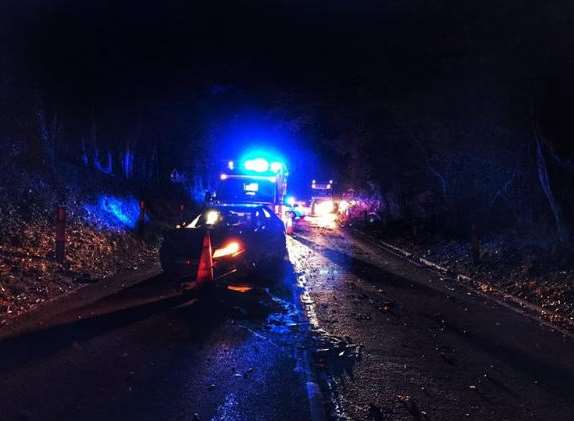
286,196 -> 296,206
220,174 -> 278,182
244,158 -> 269,172
239,150 -> 288,174
228,161 -> 235,170
220,173 -> 228,180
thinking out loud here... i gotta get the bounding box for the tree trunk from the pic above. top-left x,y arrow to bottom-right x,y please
536,136 -> 569,244
427,164 -> 448,201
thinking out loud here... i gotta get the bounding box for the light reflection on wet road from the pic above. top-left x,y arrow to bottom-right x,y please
1,225 -> 574,421
290,226 -> 574,421
0,255 -> 317,420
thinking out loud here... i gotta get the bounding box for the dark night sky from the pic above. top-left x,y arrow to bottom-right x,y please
2,0 -> 574,180
5,0 -> 553,105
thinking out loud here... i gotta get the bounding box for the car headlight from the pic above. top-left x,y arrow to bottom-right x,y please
315,200 -> 335,216
205,210 -> 220,225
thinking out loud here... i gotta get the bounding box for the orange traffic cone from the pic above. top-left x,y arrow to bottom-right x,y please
196,230 -> 214,283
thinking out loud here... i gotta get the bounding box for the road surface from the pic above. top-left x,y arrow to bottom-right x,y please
1,225 -> 573,421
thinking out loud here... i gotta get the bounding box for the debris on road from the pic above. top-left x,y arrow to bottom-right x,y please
311,328 -> 362,374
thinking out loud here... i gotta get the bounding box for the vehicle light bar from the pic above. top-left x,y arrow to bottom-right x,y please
270,162 -> 283,172
220,174 -> 277,182
244,158 -> 269,172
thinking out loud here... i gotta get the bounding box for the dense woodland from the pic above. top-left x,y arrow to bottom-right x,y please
1,0 -> 573,246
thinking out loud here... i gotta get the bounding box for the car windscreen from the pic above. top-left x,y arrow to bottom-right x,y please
187,207 -> 254,229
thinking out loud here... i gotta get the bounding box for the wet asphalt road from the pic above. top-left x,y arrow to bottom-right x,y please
1,225 -> 574,421
292,226 -> 574,421
0,268 -> 316,421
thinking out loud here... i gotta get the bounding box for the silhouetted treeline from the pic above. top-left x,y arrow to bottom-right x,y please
1,0 -> 573,245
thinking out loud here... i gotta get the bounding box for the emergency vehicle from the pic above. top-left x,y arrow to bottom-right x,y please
160,155 -> 290,289
214,157 -> 293,232
310,179 -> 337,217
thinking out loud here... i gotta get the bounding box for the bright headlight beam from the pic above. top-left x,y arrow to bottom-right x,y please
315,200 -> 335,216
205,210 -> 220,225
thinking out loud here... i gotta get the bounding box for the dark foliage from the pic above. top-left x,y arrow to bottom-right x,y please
0,0 -> 573,245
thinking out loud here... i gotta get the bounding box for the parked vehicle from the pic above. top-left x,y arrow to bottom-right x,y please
160,203 -> 287,289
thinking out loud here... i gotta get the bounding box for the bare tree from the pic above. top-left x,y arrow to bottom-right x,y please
533,104 -> 570,244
